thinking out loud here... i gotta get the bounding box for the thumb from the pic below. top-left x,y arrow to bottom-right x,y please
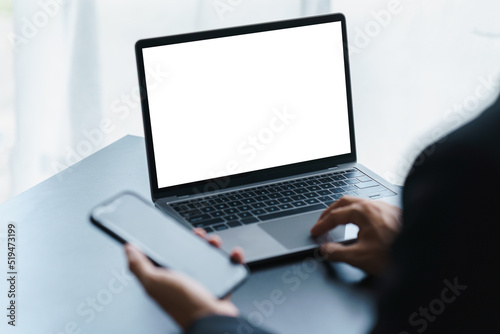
320,242 -> 359,265
125,244 -> 156,284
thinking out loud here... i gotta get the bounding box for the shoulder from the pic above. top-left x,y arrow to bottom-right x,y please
403,96 -> 500,207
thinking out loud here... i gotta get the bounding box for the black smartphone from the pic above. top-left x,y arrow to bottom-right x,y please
89,192 -> 249,298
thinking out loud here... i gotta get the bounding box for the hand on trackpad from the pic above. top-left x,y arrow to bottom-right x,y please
258,211 -> 346,250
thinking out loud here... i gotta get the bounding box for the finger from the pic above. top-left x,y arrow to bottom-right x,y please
193,228 -> 207,239
320,242 -> 361,266
229,247 -> 245,264
311,203 -> 366,237
207,234 -> 222,248
125,244 -> 157,284
318,196 -> 361,220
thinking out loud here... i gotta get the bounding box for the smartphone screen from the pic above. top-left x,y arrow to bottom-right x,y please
90,192 -> 249,298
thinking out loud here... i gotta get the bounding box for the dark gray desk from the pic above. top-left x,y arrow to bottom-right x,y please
0,136 -> 375,334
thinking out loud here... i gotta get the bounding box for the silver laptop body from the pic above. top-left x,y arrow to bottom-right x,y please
135,13 -> 401,264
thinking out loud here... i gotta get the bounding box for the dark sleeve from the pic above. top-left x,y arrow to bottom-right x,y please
186,315 -> 273,334
371,108 -> 500,333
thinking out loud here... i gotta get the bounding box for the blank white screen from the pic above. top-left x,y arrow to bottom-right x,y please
143,21 -> 351,189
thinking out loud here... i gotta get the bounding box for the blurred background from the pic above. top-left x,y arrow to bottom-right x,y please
1,0 -> 500,204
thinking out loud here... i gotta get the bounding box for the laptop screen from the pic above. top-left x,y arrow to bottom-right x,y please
142,20 -> 351,189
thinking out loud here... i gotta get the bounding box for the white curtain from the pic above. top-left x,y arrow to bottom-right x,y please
331,0 -> 500,184
9,0 -> 500,200
10,0 -> 331,198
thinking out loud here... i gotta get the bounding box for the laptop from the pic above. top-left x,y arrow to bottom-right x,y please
135,13 -> 401,264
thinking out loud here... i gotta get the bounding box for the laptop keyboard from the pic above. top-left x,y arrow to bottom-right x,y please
169,168 -> 396,233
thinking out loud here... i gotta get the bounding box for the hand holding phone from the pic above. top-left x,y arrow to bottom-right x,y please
124,243 -> 241,330
90,192 -> 249,299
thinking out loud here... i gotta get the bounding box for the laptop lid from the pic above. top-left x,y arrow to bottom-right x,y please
135,13 -> 356,201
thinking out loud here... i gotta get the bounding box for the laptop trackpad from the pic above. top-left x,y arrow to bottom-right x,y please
258,211 -> 346,250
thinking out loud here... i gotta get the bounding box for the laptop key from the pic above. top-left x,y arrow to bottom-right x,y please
295,188 -> 309,194
292,201 -> 307,207
214,203 -> 229,210
291,194 -> 306,201
191,217 -> 224,228
254,190 -> 269,195
251,202 -> 266,209
227,194 -> 243,201
187,202 -> 203,209
266,206 -> 280,212
317,190 -> 331,196
241,217 -> 259,225
201,206 -> 216,213
278,203 -> 293,210
304,192 -> 319,198
204,226 -> 214,233
211,211 -> 224,217
251,209 -> 266,216
242,198 -> 256,204
218,196 -> 231,203
356,185 -> 385,195
224,208 -> 239,215
225,214 -> 239,221
257,203 -> 326,221
268,193 -> 283,199
332,175 -> 346,181
228,200 -> 243,207
305,198 -> 319,205
238,212 -> 253,218
281,190 -> 295,196
240,192 -> 255,198
306,185 -> 321,192
213,224 -> 229,231
187,214 -> 212,223
318,195 -> 332,202
318,177 -> 333,183
227,221 -> 243,228
239,205 -> 253,212
358,176 -> 372,182
345,172 -> 364,178
255,195 -> 270,201
344,179 -> 360,184
356,181 -> 379,189
264,200 -> 280,206
181,209 -> 202,217
278,197 -> 293,203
